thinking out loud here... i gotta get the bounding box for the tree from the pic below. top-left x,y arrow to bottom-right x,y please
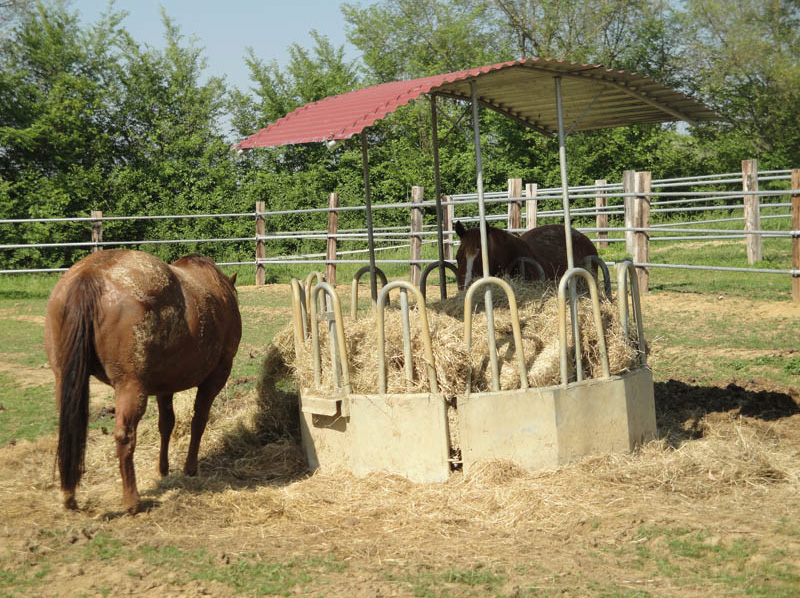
0,0 -> 34,37
342,0 -> 507,81
676,0 -> 800,168
108,10 -> 240,262
0,2 -> 127,266
229,32 -> 363,264
0,4 -> 245,268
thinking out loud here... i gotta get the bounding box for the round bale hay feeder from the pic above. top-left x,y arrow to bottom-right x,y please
287,258 -> 655,481
237,58 -> 717,480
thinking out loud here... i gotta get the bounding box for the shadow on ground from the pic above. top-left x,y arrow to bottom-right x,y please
655,378 -> 799,445
144,344 -> 308,499
147,357 -> 800,498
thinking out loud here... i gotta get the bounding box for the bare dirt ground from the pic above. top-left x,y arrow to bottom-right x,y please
1,289 -> 798,597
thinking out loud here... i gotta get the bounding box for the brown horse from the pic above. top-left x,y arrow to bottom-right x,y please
454,220 -> 540,289
44,250 -> 242,514
521,224 -> 598,280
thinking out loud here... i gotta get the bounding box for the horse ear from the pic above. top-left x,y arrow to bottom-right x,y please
229,272 -> 238,287
454,220 -> 466,238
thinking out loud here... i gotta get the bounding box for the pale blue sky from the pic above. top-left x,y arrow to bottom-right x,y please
70,0 -> 370,93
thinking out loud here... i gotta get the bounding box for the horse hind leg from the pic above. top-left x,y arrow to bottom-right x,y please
156,393 -> 175,477
113,384 -> 148,514
184,362 -> 233,477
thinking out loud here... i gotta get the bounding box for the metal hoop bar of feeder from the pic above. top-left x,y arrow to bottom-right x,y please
582,255 -> 612,298
616,259 -> 647,368
557,268 -> 610,386
420,260 -> 459,302
304,271 -> 325,319
306,272 -> 334,380
309,282 -> 351,395
376,281 -> 438,395
400,288 -> 413,387
350,265 -> 389,319
290,278 -> 309,362
508,256 -> 546,281
463,276 -> 528,395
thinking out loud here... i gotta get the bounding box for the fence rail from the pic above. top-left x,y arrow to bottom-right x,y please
2,162 -> 799,301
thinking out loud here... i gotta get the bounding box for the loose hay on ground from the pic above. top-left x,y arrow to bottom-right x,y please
1,365 -> 798,583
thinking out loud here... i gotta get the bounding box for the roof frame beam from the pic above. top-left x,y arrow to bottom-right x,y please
431,89 -> 556,137
512,64 -> 699,125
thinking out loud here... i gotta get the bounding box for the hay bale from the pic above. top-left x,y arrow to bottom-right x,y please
277,277 -> 641,396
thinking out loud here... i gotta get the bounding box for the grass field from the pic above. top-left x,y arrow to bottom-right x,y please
0,243 -> 798,597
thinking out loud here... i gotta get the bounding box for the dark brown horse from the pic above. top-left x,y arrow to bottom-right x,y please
521,224 -> 598,280
44,250 -> 242,514
454,220 -> 539,289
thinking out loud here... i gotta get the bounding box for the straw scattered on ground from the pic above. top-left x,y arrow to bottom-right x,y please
1,287 -> 799,596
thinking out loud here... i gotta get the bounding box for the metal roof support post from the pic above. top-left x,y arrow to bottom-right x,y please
430,94 -> 447,299
554,77 -> 575,269
555,76 -> 584,380
470,80 -> 500,389
360,130 -> 379,305
470,81 -> 491,278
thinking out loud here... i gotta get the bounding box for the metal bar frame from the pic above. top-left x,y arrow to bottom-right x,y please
309,281 -> 351,395
463,276 -> 528,395
376,281 -> 438,395
557,268 -> 610,386
615,259 -> 647,368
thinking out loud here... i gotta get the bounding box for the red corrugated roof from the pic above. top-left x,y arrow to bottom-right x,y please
236,58 -> 717,149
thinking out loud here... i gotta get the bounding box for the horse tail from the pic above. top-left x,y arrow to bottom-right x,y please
56,272 -> 102,495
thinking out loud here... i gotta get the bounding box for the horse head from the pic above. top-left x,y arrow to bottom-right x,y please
455,221 -> 534,290
454,221 -> 485,290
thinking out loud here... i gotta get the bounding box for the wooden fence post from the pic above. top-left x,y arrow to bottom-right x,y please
255,201 -> 265,286
594,179 -> 608,248
633,171 -> 651,292
743,159 -> 762,264
444,196 -> 454,260
90,210 -> 102,252
326,193 -> 338,286
525,183 -> 538,229
792,169 -> 800,304
507,178 -> 522,232
410,186 -> 423,285
623,170 -> 635,255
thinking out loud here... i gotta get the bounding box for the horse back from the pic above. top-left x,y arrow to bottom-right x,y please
521,224 -> 598,279
51,250 -> 240,394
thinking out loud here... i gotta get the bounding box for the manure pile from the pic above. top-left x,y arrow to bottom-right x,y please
273,279 -> 641,396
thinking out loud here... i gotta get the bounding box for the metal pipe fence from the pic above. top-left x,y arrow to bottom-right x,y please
2,167 -> 798,301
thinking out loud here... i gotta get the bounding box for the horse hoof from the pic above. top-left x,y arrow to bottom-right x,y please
63,496 -> 79,511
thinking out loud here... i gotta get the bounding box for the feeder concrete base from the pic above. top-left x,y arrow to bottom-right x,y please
299,367 -> 656,482
458,367 -> 656,473
300,391 -> 451,482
